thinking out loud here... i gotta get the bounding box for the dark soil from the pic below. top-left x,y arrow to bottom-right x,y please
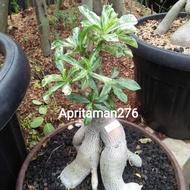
23,124 -> 178,190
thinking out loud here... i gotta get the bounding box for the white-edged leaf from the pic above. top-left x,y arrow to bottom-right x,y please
119,35 -> 138,48
79,5 -> 101,28
73,69 -> 88,82
62,83 -> 72,95
42,74 -> 63,87
43,82 -> 65,101
59,55 -> 83,69
102,44 -> 133,58
102,33 -> 119,42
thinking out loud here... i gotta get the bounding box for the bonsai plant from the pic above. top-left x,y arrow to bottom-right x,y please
129,0 -> 190,139
41,4 -> 143,190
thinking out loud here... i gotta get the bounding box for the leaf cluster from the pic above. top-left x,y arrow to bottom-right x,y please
42,5 -> 140,125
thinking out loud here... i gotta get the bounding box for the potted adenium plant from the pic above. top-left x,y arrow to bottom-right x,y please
129,0 -> 190,139
16,4 -> 186,190
42,4 -> 142,189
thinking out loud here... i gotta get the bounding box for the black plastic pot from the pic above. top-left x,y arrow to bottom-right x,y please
16,120 -> 186,190
138,0 -> 178,13
129,13 -> 190,139
0,33 -> 30,190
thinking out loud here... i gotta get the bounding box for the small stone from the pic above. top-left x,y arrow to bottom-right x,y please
67,124 -> 74,130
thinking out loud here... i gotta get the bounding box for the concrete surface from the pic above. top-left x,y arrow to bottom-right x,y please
162,138 -> 190,187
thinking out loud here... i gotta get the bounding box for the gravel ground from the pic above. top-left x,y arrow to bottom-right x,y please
23,124 -> 178,190
136,17 -> 190,54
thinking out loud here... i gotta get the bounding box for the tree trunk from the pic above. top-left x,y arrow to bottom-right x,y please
109,0 -> 126,17
171,18 -> 190,46
0,0 -> 9,33
46,0 -> 55,6
59,117 -> 142,190
34,0 -> 52,56
154,0 -> 187,35
93,0 -> 102,16
26,0 -> 34,7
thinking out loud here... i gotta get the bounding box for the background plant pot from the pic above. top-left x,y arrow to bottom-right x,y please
129,13 -> 190,140
137,0 -> 178,13
16,120 -> 186,190
0,33 -> 30,190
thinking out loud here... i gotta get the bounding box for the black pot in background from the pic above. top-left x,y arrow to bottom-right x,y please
138,0 -> 178,13
0,33 -> 30,190
129,13 -> 190,140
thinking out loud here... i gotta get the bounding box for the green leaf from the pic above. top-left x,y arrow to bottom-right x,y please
94,104 -> 108,111
91,56 -> 102,72
102,33 -> 119,42
32,100 -> 43,105
100,84 -> 111,97
110,68 -> 119,79
89,41 -> 103,64
79,5 -> 101,28
81,77 -> 90,90
119,35 -> 138,48
39,106 -> 47,115
89,77 -> 98,93
87,91 -> 98,102
116,78 -> 141,91
73,69 -> 88,82
43,123 -> 55,135
101,5 -> 118,32
102,43 -> 133,58
96,94 -> 108,103
104,98 -> 116,110
66,94 -> 90,103
84,115 -> 92,126
119,14 -> 138,28
30,117 -> 44,128
90,72 -> 112,83
72,27 -> 80,45
42,74 -> 63,87
43,82 -> 65,101
84,104 -> 93,126
59,55 -> 83,69
67,67 -> 79,78
113,87 -> 128,103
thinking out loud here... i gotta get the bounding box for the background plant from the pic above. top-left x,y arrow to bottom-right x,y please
42,4 -> 140,125
29,100 -> 55,135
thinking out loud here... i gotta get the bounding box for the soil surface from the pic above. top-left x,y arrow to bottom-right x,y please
23,123 -> 178,190
5,1 -> 152,149
136,17 -> 190,54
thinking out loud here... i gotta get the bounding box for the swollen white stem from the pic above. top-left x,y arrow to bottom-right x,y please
100,118 -> 142,190
154,0 -> 186,35
59,123 -> 101,190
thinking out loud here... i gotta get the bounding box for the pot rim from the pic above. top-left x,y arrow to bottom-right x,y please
129,12 -> 190,71
16,120 -> 186,190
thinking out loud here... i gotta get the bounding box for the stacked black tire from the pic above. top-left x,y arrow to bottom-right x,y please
0,33 -> 30,190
